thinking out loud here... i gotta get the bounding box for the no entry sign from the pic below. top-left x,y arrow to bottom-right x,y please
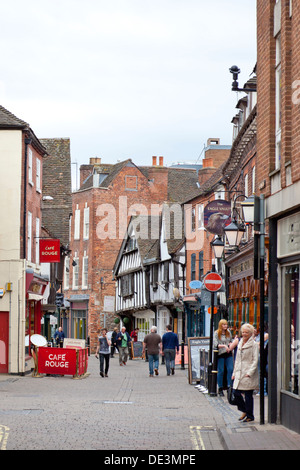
203,272 -> 222,292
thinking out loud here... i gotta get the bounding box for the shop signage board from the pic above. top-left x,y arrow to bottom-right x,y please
37,347 -> 88,377
187,337 -> 210,384
39,239 -> 60,263
203,272 -> 222,292
38,347 -> 77,375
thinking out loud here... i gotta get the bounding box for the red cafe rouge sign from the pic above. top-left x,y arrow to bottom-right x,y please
38,348 -> 77,375
39,239 -> 60,263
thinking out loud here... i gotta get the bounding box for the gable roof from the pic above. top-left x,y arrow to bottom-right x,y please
113,205 -> 185,275
0,105 -> 29,129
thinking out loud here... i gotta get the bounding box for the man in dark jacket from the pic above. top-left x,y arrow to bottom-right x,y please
162,325 -> 179,375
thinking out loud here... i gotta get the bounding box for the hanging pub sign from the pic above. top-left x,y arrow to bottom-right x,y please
39,239 -> 60,263
204,200 -> 231,236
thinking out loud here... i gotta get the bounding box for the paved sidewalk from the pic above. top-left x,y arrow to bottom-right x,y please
1,355 -> 300,450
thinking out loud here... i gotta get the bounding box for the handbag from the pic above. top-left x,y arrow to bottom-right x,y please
227,386 -> 237,406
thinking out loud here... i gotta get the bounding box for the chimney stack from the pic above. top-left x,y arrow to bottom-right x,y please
90,157 -> 102,165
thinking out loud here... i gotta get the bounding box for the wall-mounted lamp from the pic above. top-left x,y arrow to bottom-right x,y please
42,195 -> 54,201
229,65 -> 257,93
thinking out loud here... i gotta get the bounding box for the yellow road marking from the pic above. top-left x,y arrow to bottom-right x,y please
0,425 -> 10,450
190,426 -> 206,451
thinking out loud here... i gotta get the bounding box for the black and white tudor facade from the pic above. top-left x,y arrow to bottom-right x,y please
113,205 -> 185,342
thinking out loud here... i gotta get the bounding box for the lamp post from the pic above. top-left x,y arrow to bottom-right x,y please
253,195 -> 266,426
219,193 -> 265,424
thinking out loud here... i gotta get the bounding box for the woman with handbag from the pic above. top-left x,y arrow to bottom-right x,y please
232,323 -> 259,422
213,319 -> 234,396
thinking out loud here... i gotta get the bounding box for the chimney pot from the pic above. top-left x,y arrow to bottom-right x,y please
152,156 -> 157,166
159,156 -> 164,166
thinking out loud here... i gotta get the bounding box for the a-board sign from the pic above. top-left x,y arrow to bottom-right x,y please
131,341 -> 144,359
187,337 -> 210,384
63,338 -> 86,349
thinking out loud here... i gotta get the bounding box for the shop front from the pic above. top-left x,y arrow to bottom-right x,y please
276,212 -> 300,433
25,270 -> 49,371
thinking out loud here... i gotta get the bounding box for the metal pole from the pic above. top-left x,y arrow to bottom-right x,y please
259,195 -> 265,425
208,262 -> 216,395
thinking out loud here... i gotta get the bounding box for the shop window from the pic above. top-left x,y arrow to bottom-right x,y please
72,310 -> 87,340
283,264 -> 300,396
191,254 -> 196,281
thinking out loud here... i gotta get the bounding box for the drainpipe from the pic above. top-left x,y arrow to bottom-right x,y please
23,137 -> 32,260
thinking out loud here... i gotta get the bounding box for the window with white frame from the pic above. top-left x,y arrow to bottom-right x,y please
252,166 -> 256,194
244,173 -> 249,197
72,256 -> 79,289
27,211 -> 32,262
28,149 -> 33,185
82,255 -> 88,289
83,206 -> 89,240
74,206 -> 80,240
36,158 -> 41,192
198,204 -> 204,229
64,257 -> 70,290
191,207 -> 196,232
275,33 -> 282,170
35,217 -> 40,264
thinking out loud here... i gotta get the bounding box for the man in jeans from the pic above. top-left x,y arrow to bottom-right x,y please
162,325 -> 179,375
143,326 -> 162,377
116,326 -> 131,366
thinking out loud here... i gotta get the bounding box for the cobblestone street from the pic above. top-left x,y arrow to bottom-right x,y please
1,355 -> 300,453
0,356 -> 225,451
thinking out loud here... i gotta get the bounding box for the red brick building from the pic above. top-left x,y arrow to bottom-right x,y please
256,0 -> 300,431
64,156 -> 200,352
183,139 -> 231,337
0,105 -> 49,374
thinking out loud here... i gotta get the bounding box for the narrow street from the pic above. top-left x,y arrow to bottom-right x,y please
0,356 -> 228,451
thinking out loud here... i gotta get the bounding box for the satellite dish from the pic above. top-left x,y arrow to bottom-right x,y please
25,335 -> 30,347
30,334 -> 47,347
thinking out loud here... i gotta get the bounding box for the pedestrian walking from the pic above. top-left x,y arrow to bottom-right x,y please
213,319 -> 234,396
111,327 -> 119,358
117,326 -> 131,366
162,325 -> 179,376
143,326 -> 162,377
95,328 -> 111,377
232,323 -> 259,422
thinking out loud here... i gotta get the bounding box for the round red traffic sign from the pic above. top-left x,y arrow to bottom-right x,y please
203,272 -> 222,292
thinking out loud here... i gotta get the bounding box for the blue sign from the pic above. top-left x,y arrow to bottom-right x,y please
189,280 -> 203,290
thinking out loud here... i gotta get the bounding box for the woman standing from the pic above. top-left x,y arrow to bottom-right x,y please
213,319 -> 233,396
232,323 -> 259,422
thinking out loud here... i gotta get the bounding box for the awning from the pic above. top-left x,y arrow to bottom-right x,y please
132,309 -> 155,319
28,293 -> 44,301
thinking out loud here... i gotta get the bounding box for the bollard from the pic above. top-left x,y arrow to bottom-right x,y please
209,349 -> 218,396
180,341 -> 185,370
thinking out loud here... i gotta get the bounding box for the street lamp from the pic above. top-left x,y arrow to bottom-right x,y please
211,236 -> 225,259
241,194 -> 255,224
224,219 -> 245,247
229,65 -> 257,93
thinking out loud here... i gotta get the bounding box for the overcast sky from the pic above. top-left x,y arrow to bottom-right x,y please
0,0 -> 256,187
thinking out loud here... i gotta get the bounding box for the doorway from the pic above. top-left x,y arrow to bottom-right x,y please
0,312 -> 9,373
